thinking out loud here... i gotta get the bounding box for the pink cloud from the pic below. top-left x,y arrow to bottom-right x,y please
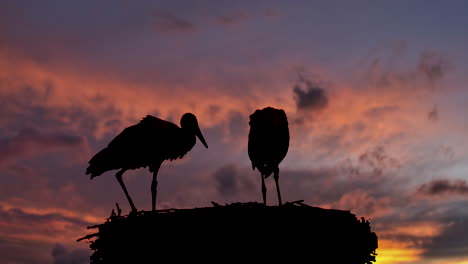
332,189 -> 393,218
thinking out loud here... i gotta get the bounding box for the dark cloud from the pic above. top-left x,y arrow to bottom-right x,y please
52,243 -> 89,264
213,164 -> 255,197
373,199 -> 468,261
214,165 -> 238,196
0,128 -> 86,167
423,219 -> 468,259
0,237 -> 50,264
216,13 -> 249,25
418,51 -> 450,85
153,12 -> 197,33
276,167 -> 341,203
417,179 -> 468,196
293,76 -> 328,111
275,164 -> 407,220
0,206 -> 93,264
357,146 -> 400,177
365,49 -> 451,92
206,104 -> 221,120
428,105 -> 438,122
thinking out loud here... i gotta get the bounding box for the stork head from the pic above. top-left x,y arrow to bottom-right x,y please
181,113 -> 208,148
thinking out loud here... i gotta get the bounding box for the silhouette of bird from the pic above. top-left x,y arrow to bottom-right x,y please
248,107 -> 289,206
86,113 -> 208,213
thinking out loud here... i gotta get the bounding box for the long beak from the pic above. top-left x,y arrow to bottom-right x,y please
195,126 -> 208,148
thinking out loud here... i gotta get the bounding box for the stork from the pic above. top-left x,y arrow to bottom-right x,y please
248,107 -> 289,206
86,113 -> 208,213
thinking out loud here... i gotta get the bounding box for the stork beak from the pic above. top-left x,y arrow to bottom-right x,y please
195,126 -> 208,148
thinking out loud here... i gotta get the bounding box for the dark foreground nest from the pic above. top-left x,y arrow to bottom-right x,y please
78,201 -> 377,264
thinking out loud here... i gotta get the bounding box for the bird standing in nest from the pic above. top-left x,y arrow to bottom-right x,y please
248,107 -> 289,206
86,113 -> 208,213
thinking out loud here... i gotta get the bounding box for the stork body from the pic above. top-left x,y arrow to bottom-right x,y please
86,113 -> 208,212
248,107 -> 289,206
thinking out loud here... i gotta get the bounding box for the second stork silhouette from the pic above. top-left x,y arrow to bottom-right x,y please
86,113 -> 208,213
248,107 -> 289,206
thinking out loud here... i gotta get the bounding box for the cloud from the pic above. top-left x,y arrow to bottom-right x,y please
213,164 -> 255,197
153,12 -> 197,33
52,243 -> 89,264
365,58 -> 414,88
364,105 -> 400,118
0,204 -> 96,260
214,165 -> 238,196
357,146 -> 400,177
216,13 -> 249,25
422,220 -> 468,259
418,51 -> 450,85
275,163 -> 395,206
0,205 -> 92,229
0,128 -> 86,167
364,49 -> 451,94
0,236 -> 51,264
333,189 -> 393,218
293,76 -> 328,111
417,179 -> 468,197
428,105 -> 438,122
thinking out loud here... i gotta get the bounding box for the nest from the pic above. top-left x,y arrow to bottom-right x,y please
78,201 -> 377,264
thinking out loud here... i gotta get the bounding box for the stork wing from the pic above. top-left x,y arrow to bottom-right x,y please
107,115 -> 182,161
109,115 -> 177,145
248,108 -> 290,173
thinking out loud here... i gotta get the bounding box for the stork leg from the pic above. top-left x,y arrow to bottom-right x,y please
150,163 -> 161,211
273,167 -> 283,206
260,173 -> 267,205
115,169 -> 137,213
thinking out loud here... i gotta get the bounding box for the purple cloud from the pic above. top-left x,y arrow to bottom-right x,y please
418,179 -> 468,196
52,243 -> 89,264
216,13 -> 249,25
153,12 -> 197,33
418,51 -> 450,85
0,128 -> 86,167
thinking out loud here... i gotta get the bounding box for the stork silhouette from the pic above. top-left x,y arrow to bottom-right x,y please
86,113 -> 208,213
248,107 -> 289,206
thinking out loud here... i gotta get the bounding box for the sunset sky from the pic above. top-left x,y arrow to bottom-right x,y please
1,1 -> 468,263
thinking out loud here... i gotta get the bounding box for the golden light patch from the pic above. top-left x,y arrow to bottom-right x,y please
376,239 -> 424,264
